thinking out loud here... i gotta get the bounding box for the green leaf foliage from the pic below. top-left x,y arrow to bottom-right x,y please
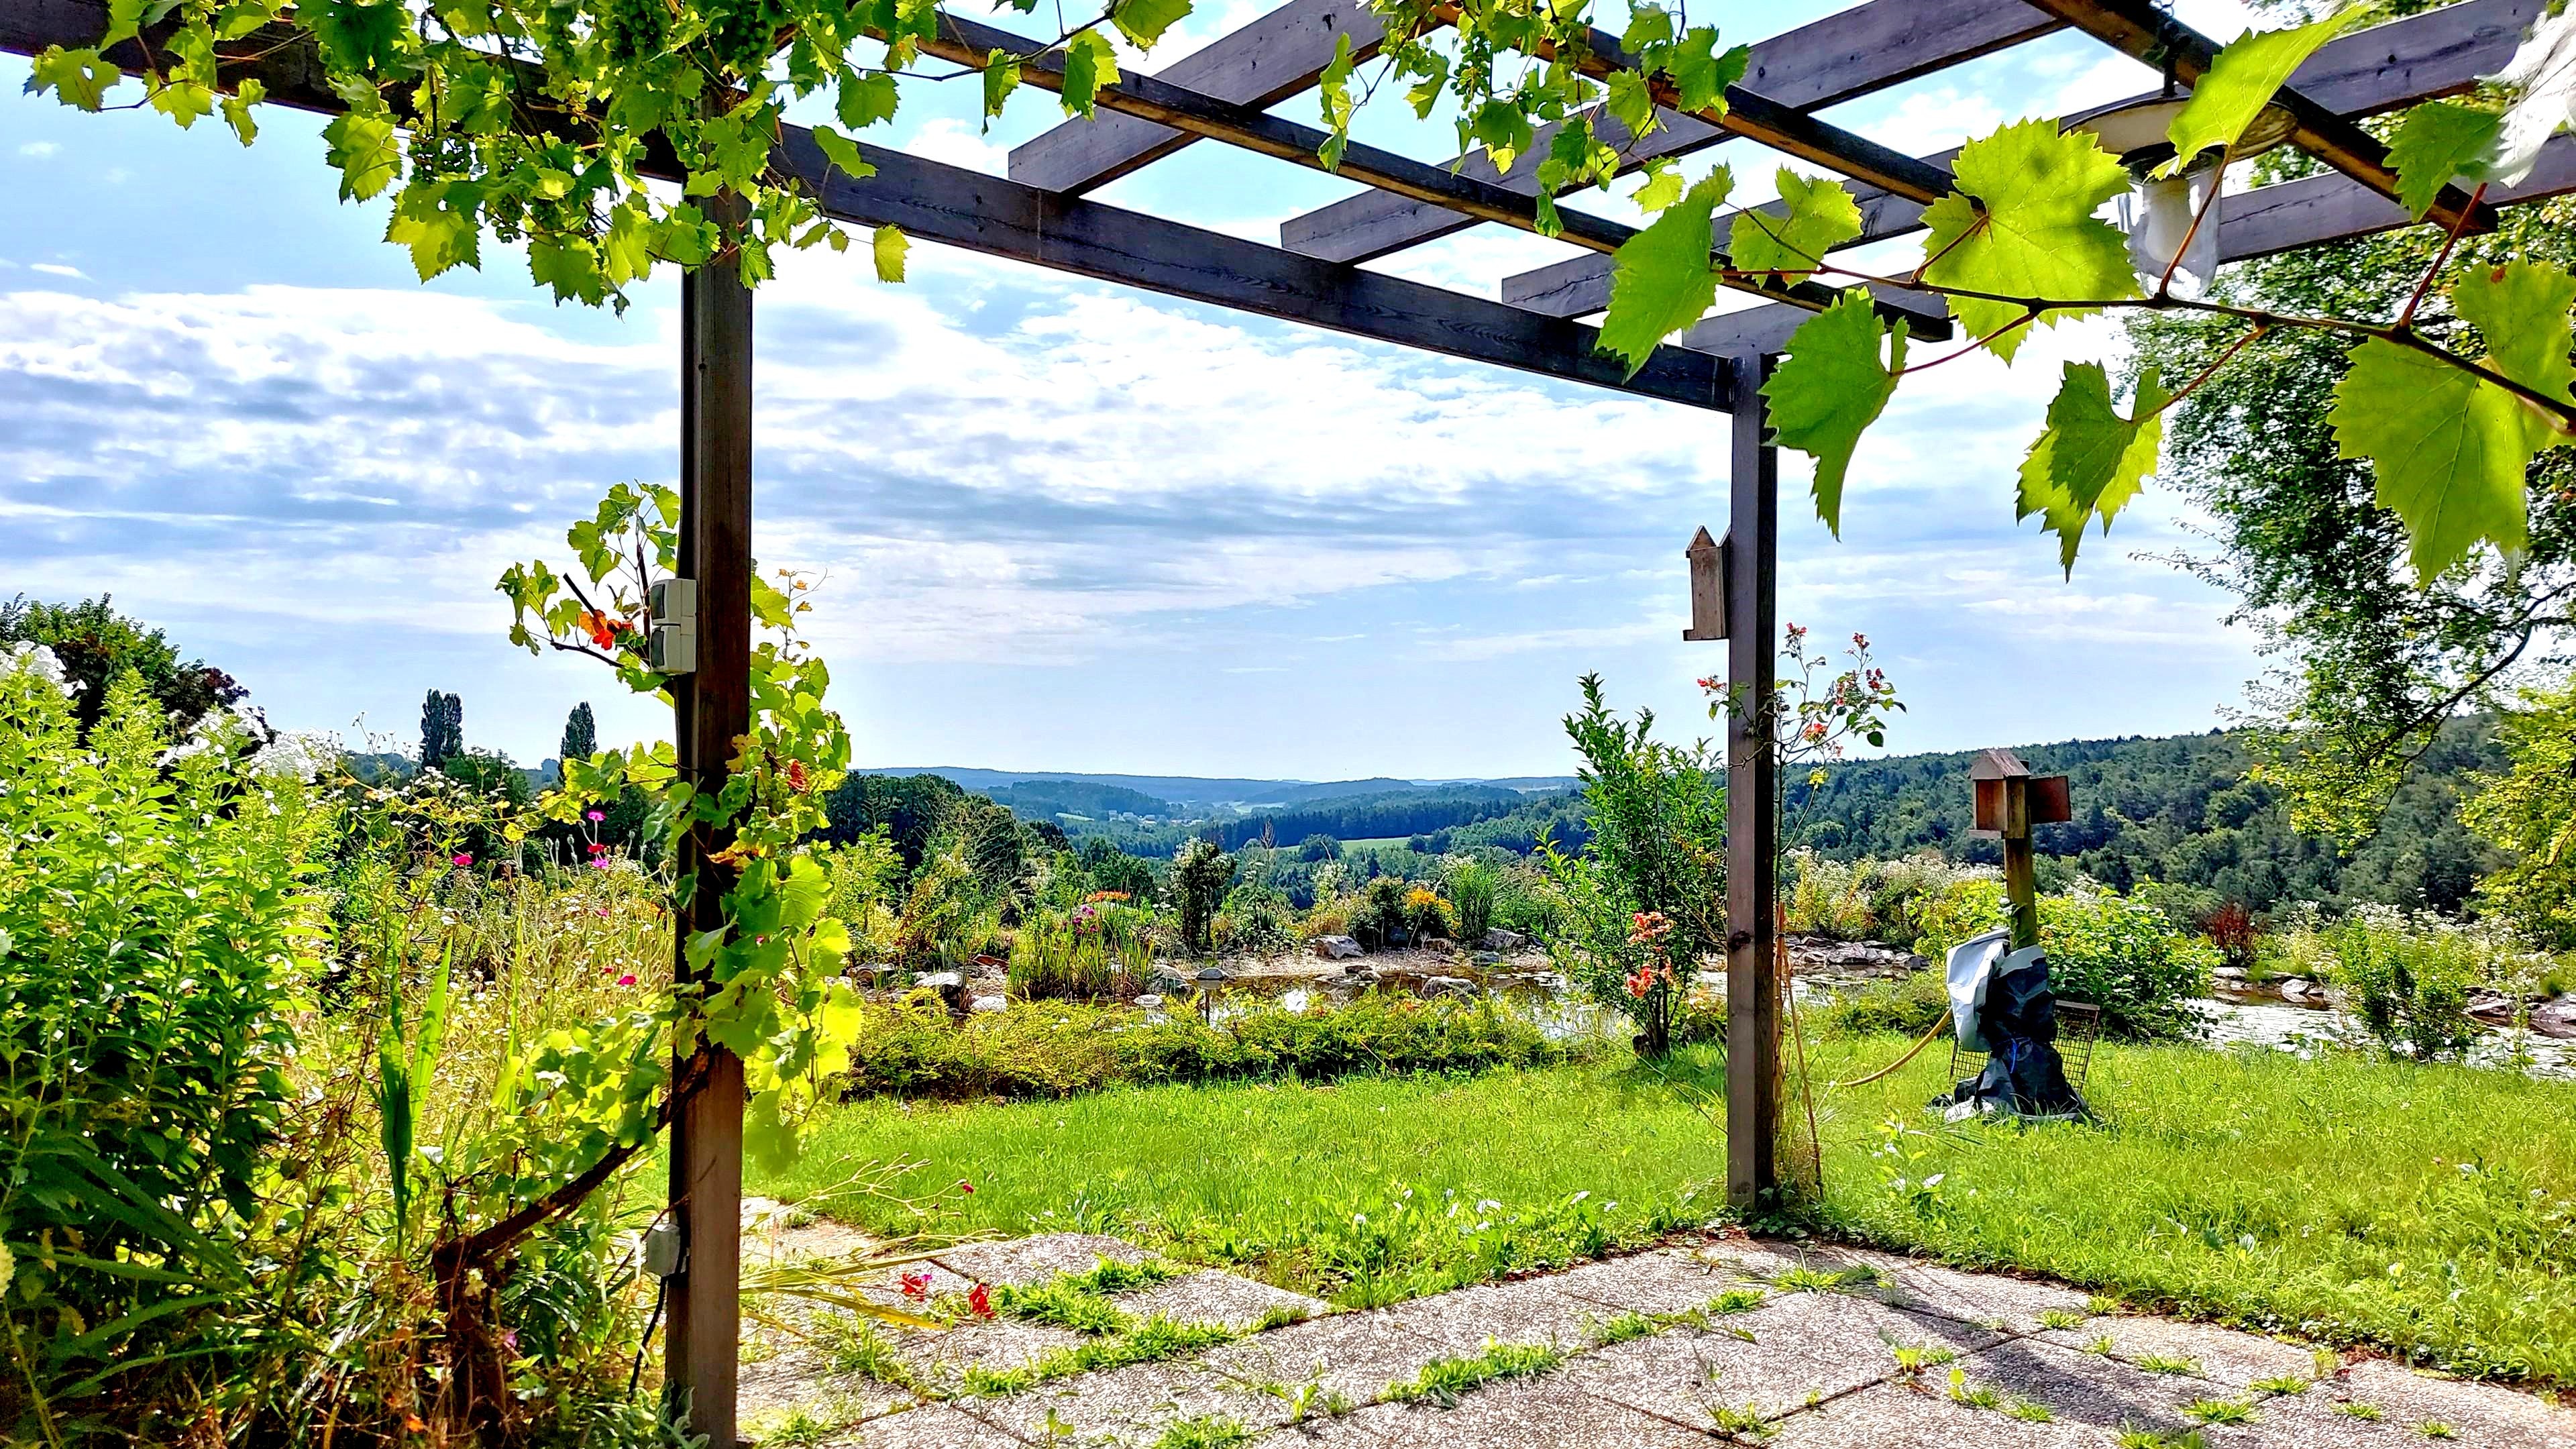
1110,0 -> 1191,51
1762,294 -> 1909,535
874,223 -> 908,283
811,123 -> 875,182
29,46 -> 123,110
2389,102 -> 2505,221
1918,120 -> 2137,362
2453,258 -> 2576,447
1060,30 -> 1121,119
2017,363 -> 2168,573
2163,13 -> 2351,174
1597,170 -> 1731,378
836,69 -> 900,129
982,48 -> 1022,127
1730,168 -> 1862,281
2330,339 -> 2535,582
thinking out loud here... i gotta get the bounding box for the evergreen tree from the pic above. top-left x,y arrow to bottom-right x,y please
560,701 -> 596,763
420,690 -> 463,769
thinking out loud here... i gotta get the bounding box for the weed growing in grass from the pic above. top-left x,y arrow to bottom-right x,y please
1152,1415 -> 1252,1449
994,1279 -> 1131,1335
2116,1430 -> 2209,1449
1254,1301 -> 1316,1331
1708,1402 -> 1775,1439
1265,1379 -> 1355,1422
2418,1421 -> 2459,1440
1945,1367 -> 2004,1409
2037,1307 -> 2088,1330
1065,1258 -> 1188,1295
959,1316 -> 1241,1397
755,1400 -> 865,1448
2135,1354 -> 2202,1375
2182,1396 -> 2257,1426
2336,1401 -> 2386,1421
1591,1311 -> 1660,1347
2249,1375 -> 2311,1397
2005,1398 -> 2057,1423
2088,1293 -> 2123,1316
1383,1341 -> 1564,1407
2085,1334 -> 2118,1355
1709,1287 -> 1769,1314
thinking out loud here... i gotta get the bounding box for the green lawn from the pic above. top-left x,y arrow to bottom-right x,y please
757,1036 -> 2576,1385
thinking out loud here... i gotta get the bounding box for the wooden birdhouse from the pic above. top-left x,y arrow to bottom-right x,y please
1969,749 -> 2070,837
1682,526 -> 1728,641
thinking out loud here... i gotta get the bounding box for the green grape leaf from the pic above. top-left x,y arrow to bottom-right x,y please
385,180 -> 482,280
1762,293 -> 1908,536
2164,13 -> 2351,174
321,111 -> 401,201
1632,157 -> 1684,215
603,200 -> 655,288
29,47 -> 123,111
1729,168 -> 1860,281
1621,2 -> 1673,54
836,69 -> 899,130
147,73 -> 215,128
981,50 -> 1022,128
1318,30 -> 1356,170
219,76 -> 264,144
2388,102 -> 2504,221
1110,0 -> 1191,52
1917,119 -> 2136,363
2452,258 -> 2576,447
529,236 -> 604,305
1597,170 -> 1731,378
306,0 -> 407,73
1665,28 -> 1746,115
2018,366 -> 2166,574
1060,30 -> 1120,119
2331,339 -> 2533,582
874,223 -> 908,283
1605,69 -> 1659,142
101,0 -> 148,47
1472,98 -> 1534,176
810,123 -> 874,182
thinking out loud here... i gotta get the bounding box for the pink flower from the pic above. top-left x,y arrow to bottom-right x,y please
451,853 -> 472,867
616,973 -> 637,986
590,857 -> 612,870
586,809 -> 606,822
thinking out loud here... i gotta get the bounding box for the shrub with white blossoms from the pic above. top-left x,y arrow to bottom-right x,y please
0,641 -> 76,697
158,702 -> 338,781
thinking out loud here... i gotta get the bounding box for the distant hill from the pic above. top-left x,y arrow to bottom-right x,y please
867,766 -> 1577,813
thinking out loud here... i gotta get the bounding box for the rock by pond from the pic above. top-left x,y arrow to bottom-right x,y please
1309,934 -> 1363,960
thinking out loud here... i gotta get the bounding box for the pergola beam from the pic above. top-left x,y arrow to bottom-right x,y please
1280,0 -> 2055,265
1006,0 -> 1386,195
930,14 -> 1949,336
2019,0 -> 2497,234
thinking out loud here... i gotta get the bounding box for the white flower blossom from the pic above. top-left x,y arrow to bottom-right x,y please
0,642 -> 76,698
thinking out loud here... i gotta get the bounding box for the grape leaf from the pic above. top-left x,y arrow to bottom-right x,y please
1917,119 -> 2136,363
1621,2 -> 1673,54
835,70 -> 899,130
2164,13 -> 2351,174
529,235 -> 604,305
1761,293 -> 1908,535
2331,339 -> 2533,582
2452,258 -> 2576,448
873,223 -> 908,283
101,0 -> 148,47
220,76 -> 264,144
1472,98 -> 1534,176
2388,102 -> 2505,221
1597,170 -> 1731,378
1665,28 -> 1746,115
306,0 -> 407,73
1632,157 -> 1684,215
981,49 -> 1020,128
29,47 -> 123,111
386,180 -> 482,280
1605,69 -> 1659,142
1110,0 -> 1191,52
2489,4 -> 2576,187
148,73 -> 215,127
810,123 -> 875,182
2017,366 -> 2166,573
1318,32 -> 1356,170
1730,169 -> 1860,281
1060,30 -> 1120,119
321,111 -> 401,201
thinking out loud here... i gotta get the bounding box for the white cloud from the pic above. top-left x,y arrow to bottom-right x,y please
17,141 -> 59,159
28,262 -> 83,278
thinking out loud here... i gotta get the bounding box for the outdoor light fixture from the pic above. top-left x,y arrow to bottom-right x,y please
1195,965 -> 1231,1025
2065,95 -> 2296,300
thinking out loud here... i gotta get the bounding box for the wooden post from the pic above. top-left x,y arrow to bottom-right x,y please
667,231 -> 753,1449
1969,751 -> 2069,952
1998,776 -> 2037,950
1723,353 -> 1780,1213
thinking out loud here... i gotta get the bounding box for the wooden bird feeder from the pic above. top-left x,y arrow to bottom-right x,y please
1683,525 -> 1729,641
1968,749 -> 2071,949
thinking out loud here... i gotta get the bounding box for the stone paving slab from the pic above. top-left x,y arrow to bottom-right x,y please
2330,1358 -> 2576,1448
1305,1376 -> 1719,1449
824,1403 -> 1030,1448
1953,1334 -> 2218,1440
1835,1246 -> 2096,1334
2033,1309 -> 2319,1389
1120,1269 -> 1328,1333
1762,1380 -> 2124,1448
1558,1287 -> 2008,1426
1375,1275 -> 1609,1354
932,1233 -> 1152,1288
959,1359 -> 1285,1448
1542,1246 -> 1757,1317
1200,1307 -> 1449,1409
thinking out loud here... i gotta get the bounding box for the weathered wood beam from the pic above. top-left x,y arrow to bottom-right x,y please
2018,0 -> 2496,234
1722,347 -> 1780,1214
779,127 -> 1737,407
1006,0 -> 1385,196
1281,0 -> 2056,266
1501,0 -> 2544,322
2220,130 -> 2576,262
930,15 -> 1941,334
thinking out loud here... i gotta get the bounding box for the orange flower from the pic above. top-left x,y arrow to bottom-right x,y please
785,758 -> 810,794
578,609 -> 626,649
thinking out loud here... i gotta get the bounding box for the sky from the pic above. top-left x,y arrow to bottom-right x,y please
0,0 -> 2279,781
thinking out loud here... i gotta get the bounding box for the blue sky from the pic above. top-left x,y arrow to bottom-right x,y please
1,1 -> 2276,780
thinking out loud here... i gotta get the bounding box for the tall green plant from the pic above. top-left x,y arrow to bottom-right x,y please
1540,674 -> 1726,1057
373,940 -> 455,1257
1448,859 -> 1500,945
1169,839 -> 1236,957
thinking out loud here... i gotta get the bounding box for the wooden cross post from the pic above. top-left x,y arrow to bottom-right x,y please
667,223 -> 755,1449
1968,751 -> 2070,952
1720,353 -> 1780,1213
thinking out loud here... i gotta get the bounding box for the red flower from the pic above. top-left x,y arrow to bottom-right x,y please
958,1178 -> 976,1195
615,973 -> 637,987
967,1282 -> 994,1320
451,853 -> 473,867
588,842 -> 609,855
900,1271 -> 932,1301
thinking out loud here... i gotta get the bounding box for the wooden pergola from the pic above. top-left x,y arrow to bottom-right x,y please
7,0 -> 2572,1440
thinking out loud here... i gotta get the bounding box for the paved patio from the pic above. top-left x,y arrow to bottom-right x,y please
737,1228 -> 2573,1448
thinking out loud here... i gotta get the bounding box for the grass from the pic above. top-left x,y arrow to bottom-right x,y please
1151,1416 -> 1252,1449
761,1034 -> 2576,1385
2135,1354 -> 2202,1376
958,1315 -> 1242,1397
1382,1341 -> 1564,1406
2182,1396 -> 2258,1425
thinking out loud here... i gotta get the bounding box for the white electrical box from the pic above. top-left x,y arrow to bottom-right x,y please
649,578 -> 698,675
